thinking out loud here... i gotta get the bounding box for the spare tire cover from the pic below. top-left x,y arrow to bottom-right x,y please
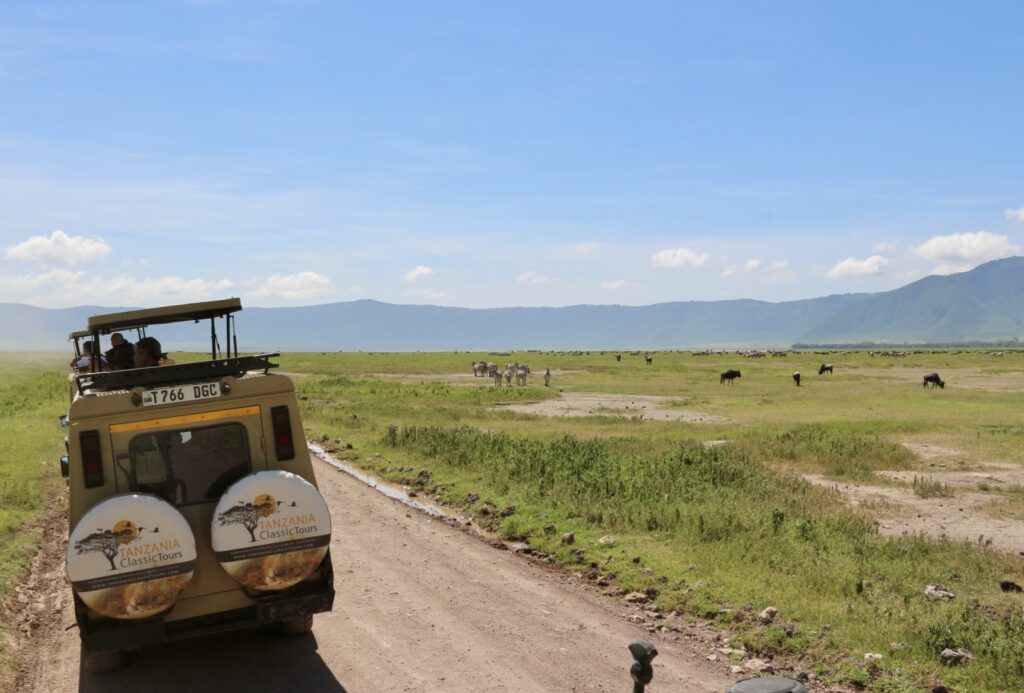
67,494 -> 196,620
212,470 -> 332,591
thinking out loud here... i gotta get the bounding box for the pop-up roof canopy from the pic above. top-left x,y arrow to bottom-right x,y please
68,329 -> 91,341
87,298 -> 242,334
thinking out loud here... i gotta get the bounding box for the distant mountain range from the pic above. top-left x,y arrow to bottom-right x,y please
4,257 -> 1023,351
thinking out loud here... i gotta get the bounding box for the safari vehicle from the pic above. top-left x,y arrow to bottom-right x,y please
61,298 -> 334,673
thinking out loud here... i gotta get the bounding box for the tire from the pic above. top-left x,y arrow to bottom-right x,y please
68,494 -> 196,620
280,613 -> 313,636
84,648 -> 126,674
212,471 -> 332,592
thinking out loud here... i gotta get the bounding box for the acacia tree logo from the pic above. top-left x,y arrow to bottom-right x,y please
74,520 -> 142,571
217,493 -> 283,543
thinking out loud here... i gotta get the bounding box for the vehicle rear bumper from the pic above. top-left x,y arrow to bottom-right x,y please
77,553 -> 335,653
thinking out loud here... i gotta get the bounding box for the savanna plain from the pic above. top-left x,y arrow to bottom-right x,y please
2,348 -> 1024,692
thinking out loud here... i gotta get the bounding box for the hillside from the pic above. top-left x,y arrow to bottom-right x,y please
3,257 -> 1022,351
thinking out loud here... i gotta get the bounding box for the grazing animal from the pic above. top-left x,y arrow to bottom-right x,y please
720,369 -> 741,385
503,368 -> 513,387
923,373 -> 945,389
543,368 -> 551,386
645,354 -> 653,365
793,371 -> 801,386
615,354 -> 621,362
515,365 -> 530,386
472,361 -> 487,377
492,369 -> 503,387
818,363 -> 833,375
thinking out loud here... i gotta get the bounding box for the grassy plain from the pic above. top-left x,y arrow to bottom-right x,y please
289,348 -> 1024,692
0,354 -> 68,674
3,349 -> 1023,691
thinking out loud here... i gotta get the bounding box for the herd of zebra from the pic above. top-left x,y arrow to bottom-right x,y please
472,361 -> 550,387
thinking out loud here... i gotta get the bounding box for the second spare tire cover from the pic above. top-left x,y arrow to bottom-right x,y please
66,494 -> 196,620
212,470 -> 332,591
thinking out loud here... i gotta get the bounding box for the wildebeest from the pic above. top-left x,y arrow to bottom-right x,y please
615,354 -> 621,362
720,369 -> 741,385
819,363 -> 833,375
792,371 -> 801,386
645,354 -> 653,365
923,373 -> 945,389
543,368 -> 551,386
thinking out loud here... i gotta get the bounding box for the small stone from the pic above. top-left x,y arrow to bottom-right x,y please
706,654 -> 719,662
745,658 -> 773,674
758,606 -> 778,624
940,647 -> 973,664
924,584 -> 955,600
561,532 -> 575,545
624,592 -> 649,604
889,642 -> 907,653
641,567 -> 653,575
865,652 -> 883,662
542,523 -> 555,536
628,614 -> 645,624
598,535 -> 615,545
730,665 -> 745,675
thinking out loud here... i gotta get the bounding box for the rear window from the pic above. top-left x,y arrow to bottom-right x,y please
128,423 -> 251,505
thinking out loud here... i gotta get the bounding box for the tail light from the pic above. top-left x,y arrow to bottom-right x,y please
80,430 -> 104,488
271,406 -> 295,460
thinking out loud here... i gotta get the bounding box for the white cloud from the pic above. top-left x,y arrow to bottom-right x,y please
5,230 -> 111,266
517,270 -> 550,284
600,279 -> 628,289
403,265 -> 434,283
0,270 -> 234,306
723,257 -> 777,278
913,231 -> 1020,263
651,247 -> 710,268
929,263 -> 974,276
1005,207 -> 1024,222
826,255 -> 889,279
0,268 -> 85,291
768,260 -> 789,271
873,241 -> 898,253
250,271 -> 330,300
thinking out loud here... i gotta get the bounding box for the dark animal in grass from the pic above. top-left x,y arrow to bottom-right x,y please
819,363 -> 833,375
792,371 -> 801,386
1000,580 -> 1023,593
720,369 -> 741,385
923,373 -> 945,389
645,354 -> 653,365
615,354 -> 621,362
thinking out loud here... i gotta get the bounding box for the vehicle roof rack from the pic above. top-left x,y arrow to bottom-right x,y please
87,298 -> 242,334
74,353 -> 280,392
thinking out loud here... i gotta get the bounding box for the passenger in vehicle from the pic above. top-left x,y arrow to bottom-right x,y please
70,341 -> 107,372
133,337 -> 164,368
104,332 -> 135,370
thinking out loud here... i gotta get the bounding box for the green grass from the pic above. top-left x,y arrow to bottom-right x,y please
291,348 -> 1024,692
0,355 -> 68,675
5,347 -> 1024,690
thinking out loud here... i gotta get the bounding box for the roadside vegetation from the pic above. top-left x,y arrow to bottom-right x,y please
0,355 -> 67,676
4,348 -> 1024,690
292,348 -> 1024,692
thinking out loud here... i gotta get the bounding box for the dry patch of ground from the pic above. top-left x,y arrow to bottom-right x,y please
804,455 -> 1024,555
493,392 -> 725,423
368,369 -> 588,385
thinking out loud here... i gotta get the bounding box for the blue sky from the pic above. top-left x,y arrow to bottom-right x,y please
1,1 -> 1022,309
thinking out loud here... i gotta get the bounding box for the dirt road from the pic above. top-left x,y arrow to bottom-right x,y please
13,454 -> 734,692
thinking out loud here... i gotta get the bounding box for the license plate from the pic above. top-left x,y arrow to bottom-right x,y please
142,382 -> 221,407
